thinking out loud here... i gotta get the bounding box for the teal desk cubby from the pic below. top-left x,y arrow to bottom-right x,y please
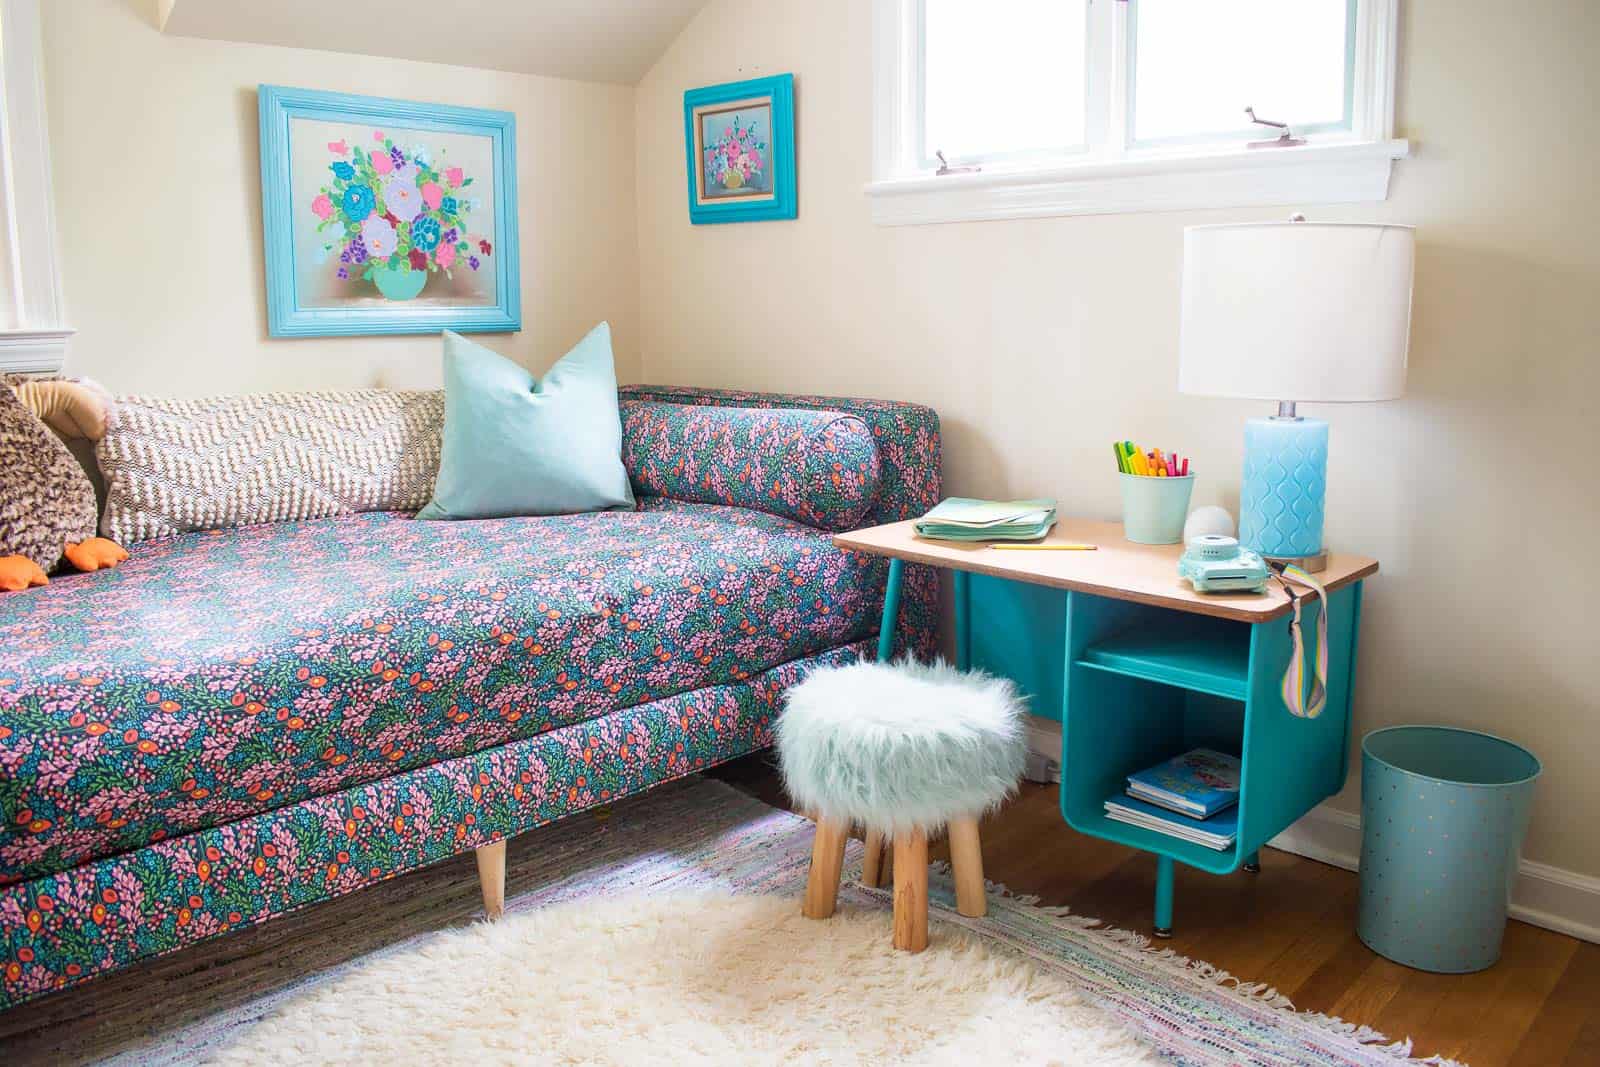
842,519 -> 1376,937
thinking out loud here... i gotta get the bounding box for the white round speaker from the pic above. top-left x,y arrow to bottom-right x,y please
1183,505 -> 1235,545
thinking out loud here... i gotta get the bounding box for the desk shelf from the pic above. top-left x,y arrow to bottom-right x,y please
1071,806 -> 1242,875
1076,616 -> 1250,702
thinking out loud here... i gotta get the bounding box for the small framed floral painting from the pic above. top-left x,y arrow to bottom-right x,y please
683,73 -> 796,224
258,84 -> 520,337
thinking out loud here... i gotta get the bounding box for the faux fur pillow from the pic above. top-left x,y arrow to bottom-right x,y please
97,390 -> 444,545
0,378 -> 97,571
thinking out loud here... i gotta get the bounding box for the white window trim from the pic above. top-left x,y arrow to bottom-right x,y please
868,0 -> 1409,227
0,0 -> 71,373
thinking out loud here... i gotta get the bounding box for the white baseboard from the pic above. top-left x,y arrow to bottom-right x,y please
1265,803 -> 1364,870
1269,803 -> 1600,945
1020,725 -> 1600,945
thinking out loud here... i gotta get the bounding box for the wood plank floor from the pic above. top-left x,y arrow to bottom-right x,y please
1,754 -> 1594,1065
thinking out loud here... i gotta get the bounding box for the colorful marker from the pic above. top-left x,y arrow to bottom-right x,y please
1113,440 -> 1193,479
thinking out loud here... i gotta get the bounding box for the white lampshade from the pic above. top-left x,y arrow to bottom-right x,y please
1179,222 -> 1414,403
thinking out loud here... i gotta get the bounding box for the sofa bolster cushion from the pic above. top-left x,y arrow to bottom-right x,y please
620,400 -> 880,531
97,390 -> 443,544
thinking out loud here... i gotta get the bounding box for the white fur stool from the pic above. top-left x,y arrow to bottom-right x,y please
777,659 -> 1026,952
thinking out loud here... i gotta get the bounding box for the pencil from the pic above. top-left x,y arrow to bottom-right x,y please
989,543 -> 1097,551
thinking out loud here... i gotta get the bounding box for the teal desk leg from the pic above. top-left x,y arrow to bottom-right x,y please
953,570 -> 971,670
876,559 -> 904,662
1154,856 -> 1174,938
1244,850 -> 1261,873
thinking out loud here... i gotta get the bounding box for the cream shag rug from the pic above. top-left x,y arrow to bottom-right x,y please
209,891 -> 1155,1066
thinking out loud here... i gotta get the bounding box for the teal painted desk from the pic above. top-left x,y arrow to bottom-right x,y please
835,518 -> 1377,937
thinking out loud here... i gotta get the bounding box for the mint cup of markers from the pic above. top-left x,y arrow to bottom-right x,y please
1115,440 -> 1193,545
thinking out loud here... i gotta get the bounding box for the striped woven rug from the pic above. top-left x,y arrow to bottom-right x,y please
104,777 -> 1455,1066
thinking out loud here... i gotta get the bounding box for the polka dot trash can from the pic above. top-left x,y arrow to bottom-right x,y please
1357,726 -> 1541,973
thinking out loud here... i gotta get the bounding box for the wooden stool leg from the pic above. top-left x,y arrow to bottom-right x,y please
475,839 -> 507,921
947,816 -> 986,918
861,828 -> 887,888
892,829 -> 929,952
803,816 -> 850,919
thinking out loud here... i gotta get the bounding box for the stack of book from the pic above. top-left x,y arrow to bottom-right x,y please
913,498 -> 1058,542
1103,748 -> 1240,851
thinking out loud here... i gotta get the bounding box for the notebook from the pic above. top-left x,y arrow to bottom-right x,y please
1125,749 -> 1241,820
914,497 -> 1058,542
1103,795 -> 1238,851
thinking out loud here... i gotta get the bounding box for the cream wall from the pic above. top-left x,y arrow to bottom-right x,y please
636,1 -> 1600,878
43,0 -> 640,392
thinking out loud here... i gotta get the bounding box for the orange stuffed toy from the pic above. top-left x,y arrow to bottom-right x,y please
0,376 -> 127,591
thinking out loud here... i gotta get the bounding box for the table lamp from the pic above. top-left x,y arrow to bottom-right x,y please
1178,219 -> 1414,571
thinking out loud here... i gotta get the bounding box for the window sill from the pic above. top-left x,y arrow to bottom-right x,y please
865,139 -> 1411,226
0,327 -> 74,375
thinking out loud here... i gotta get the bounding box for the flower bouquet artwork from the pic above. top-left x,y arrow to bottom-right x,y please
259,85 -> 520,338
684,74 -> 796,225
703,112 -> 766,194
311,134 -> 492,303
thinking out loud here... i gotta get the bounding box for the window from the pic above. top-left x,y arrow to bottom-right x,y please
0,0 -> 72,374
870,0 -> 1405,226
1130,0 -> 1353,145
920,0 -> 1087,166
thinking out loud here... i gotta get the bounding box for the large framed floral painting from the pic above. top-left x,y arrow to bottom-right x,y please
683,74 -> 796,224
259,85 -> 520,337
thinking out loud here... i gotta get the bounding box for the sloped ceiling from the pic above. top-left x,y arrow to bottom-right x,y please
159,0 -> 708,85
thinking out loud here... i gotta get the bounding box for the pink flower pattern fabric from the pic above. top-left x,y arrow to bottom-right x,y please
620,400 -> 881,532
0,385 -> 941,1006
0,504 -> 877,886
0,642 -> 865,1005
621,384 -> 943,657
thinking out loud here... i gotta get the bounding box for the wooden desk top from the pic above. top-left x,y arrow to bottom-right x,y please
834,519 -> 1378,624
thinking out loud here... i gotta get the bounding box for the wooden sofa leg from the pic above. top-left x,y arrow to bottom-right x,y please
802,816 -> 850,919
476,839 -> 507,921
947,816 -> 986,918
861,828 -> 886,888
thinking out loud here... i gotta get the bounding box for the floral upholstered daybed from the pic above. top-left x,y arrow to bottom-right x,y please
0,384 -> 940,1008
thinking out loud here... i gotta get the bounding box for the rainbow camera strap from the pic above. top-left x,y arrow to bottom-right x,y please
1274,563 -> 1330,719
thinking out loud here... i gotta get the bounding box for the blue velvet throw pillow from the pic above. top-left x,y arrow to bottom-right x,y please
417,325 -> 635,520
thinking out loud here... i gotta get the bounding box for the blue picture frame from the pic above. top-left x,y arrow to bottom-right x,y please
258,84 -> 520,338
684,74 -> 796,224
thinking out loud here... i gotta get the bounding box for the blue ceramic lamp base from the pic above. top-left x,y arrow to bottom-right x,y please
1239,413 -> 1330,571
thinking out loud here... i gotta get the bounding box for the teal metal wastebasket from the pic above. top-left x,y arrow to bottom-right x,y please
1357,726 -> 1541,973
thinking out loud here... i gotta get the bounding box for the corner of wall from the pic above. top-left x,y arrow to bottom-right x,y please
631,78 -> 654,386
629,0 -> 721,387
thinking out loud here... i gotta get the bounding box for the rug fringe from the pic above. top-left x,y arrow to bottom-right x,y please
916,859 -> 1469,1067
